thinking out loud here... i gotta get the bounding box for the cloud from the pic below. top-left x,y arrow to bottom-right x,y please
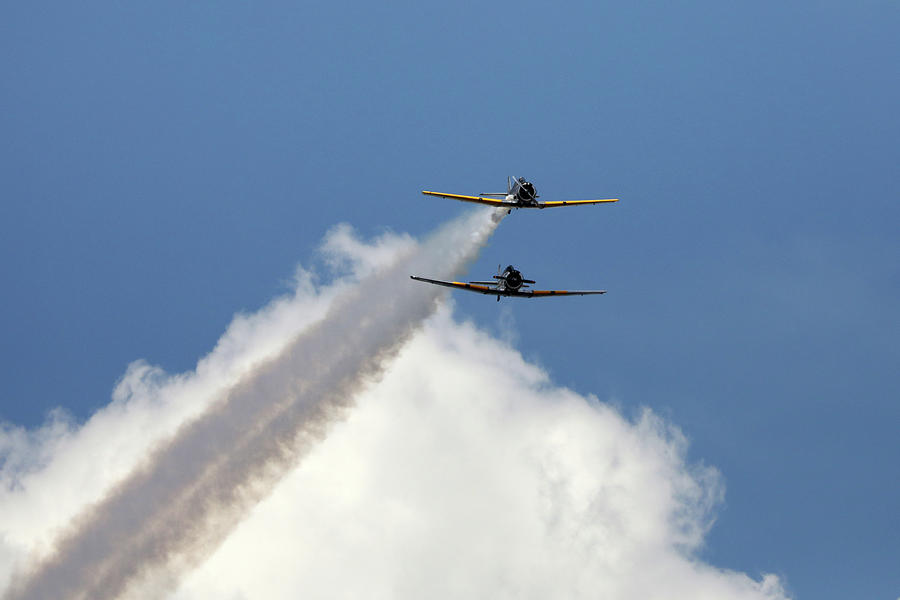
0,238 -> 342,577
1,208 -> 503,600
1,216 -> 787,600
169,308 -> 786,600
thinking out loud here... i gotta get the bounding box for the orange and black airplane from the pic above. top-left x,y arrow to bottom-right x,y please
411,265 -> 606,302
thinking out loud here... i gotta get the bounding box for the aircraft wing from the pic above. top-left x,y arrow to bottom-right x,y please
538,199 -> 618,208
422,191 -> 511,208
524,289 -> 607,297
410,276 -> 500,295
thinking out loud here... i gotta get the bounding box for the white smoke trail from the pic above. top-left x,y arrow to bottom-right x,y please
3,208 -> 505,600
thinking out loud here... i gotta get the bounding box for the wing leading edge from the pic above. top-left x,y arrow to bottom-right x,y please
527,289 -> 607,296
421,191 -> 510,208
539,199 -> 618,207
410,276 -> 496,294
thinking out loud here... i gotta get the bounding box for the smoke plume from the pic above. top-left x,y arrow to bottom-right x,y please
3,208 -> 505,600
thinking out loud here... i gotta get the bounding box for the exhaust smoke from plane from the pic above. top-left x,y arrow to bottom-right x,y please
3,208 -> 505,600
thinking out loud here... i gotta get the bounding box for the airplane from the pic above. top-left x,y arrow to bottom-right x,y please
422,176 -> 618,212
410,265 -> 607,301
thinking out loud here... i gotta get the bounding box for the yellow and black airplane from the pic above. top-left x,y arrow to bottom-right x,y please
422,176 -> 618,211
411,265 -> 606,301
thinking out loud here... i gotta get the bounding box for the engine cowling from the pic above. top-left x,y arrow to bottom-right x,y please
505,269 -> 523,290
516,180 -> 537,202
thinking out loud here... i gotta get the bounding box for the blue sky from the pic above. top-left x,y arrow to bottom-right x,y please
1,2 -> 898,598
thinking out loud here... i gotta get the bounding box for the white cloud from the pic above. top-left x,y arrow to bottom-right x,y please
0,220 -> 414,594
0,252 -> 337,575
0,218 -> 787,600
1,208 -> 504,600
168,308 -> 786,600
